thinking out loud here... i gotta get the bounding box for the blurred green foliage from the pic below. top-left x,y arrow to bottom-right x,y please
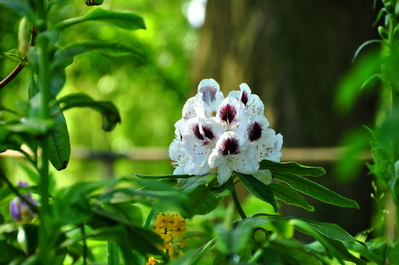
0,0 -> 198,184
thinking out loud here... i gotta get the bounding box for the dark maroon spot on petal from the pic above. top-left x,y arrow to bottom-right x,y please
220,137 -> 240,156
202,125 -> 214,140
248,122 -> 262,142
192,124 -> 204,140
199,85 -> 217,105
219,104 -> 237,124
241,91 -> 248,105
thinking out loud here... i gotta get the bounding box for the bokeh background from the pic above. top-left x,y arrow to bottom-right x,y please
0,0 -> 384,240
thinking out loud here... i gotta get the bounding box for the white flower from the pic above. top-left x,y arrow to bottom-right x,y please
247,115 -> 283,162
180,117 -> 223,175
228,83 -> 264,115
209,131 -> 259,185
169,79 -> 283,185
193,78 -> 224,119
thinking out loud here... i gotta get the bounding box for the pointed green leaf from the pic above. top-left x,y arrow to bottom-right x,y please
274,173 -> 359,208
302,219 -> 358,242
135,173 -> 191,179
269,183 -> 314,211
52,8 -> 146,31
260,160 -> 325,177
236,172 -> 278,213
291,219 -> 366,265
48,101 -> 70,171
57,93 -> 121,131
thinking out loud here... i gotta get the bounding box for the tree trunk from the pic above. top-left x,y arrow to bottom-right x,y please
192,0 -> 379,237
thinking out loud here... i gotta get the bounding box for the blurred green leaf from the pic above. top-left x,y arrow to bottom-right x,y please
102,202 -> 143,227
185,184 -> 222,218
274,173 -> 359,208
334,128 -> 370,183
336,51 -> 384,113
53,180 -> 115,226
272,239 -> 320,265
344,241 -> 387,264
90,225 -> 163,257
388,239 -> 399,264
236,172 -> 278,213
57,93 -> 121,131
260,160 -> 325,177
48,101 -> 70,171
52,8 -> 146,31
0,0 -> 35,19
50,42 -> 143,96
269,183 -> 314,211
0,239 -> 25,262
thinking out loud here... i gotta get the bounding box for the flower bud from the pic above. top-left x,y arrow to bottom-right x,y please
9,182 -> 38,223
378,26 -> 389,39
18,17 -> 31,56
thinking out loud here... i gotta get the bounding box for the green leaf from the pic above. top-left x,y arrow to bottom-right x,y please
180,173 -> 217,194
185,184 -> 222,218
0,239 -> 25,262
260,160 -> 325,177
302,219 -> 358,242
90,225 -> 163,257
388,240 -> 399,265
52,8 -> 146,31
273,239 -> 320,265
335,51 -> 384,113
274,173 -> 359,208
48,100 -> 70,171
50,42 -> 143,96
135,173 -> 191,179
0,0 -> 35,19
344,241 -> 387,264
269,183 -> 314,211
291,219 -> 366,265
236,172 -> 278,213
57,93 -> 121,131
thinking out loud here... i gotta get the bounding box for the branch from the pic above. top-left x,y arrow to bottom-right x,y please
0,57 -> 27,89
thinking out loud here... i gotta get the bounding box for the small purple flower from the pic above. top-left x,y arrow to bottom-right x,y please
9,182 -> 38,222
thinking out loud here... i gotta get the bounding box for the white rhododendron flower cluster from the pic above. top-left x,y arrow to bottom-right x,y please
169,79 -> 283,185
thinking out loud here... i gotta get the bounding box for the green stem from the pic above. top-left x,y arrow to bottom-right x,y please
108,242 -> 120,265
81,224 -> 87,265
37,33 -> 51,265
232,188 -> 247,220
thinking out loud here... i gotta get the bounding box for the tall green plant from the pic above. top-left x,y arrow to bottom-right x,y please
337,0 -> 399,263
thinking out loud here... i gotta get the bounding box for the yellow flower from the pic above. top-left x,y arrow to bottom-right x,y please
146,257 -> 161,265
152,213 -> 187,259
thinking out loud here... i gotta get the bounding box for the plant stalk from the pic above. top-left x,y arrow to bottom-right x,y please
37,34 -> 51,265
232,188 -> 247,220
